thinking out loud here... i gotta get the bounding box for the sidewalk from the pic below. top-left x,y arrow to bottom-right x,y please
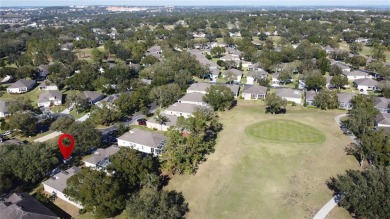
33,131 -> 63,143
313,197 -> 338,219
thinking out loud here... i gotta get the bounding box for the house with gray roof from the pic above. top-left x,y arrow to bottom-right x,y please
146,45 -> 162,59
275,88 -> 303,104
0,193 -> 59,219
342,70 -> 372,80
376,113 -> 390,127
6,79 -> 36,94
84,145 -> 120,170
96,93 -> 121,109
39,82 -> 58,91
305,91 -> 317,106
248,63 -> 261,71
38,91 -> 62,108
0,100 -> 9,117
337,93 -> 356,110
83,91 -> 105,104
187,83 -> 212,94
165,102 -> 199,118
242,84 -> 267,100
42,167 -> 83,208
247,69 -> 269,85
210,68 -> 220,82
178,92 -> 207,106
224,84 -> 240,98
331,61 -> 351,72
354,78 -> 378,92
147,114 -> 178,131
223,69 -> 243,83
374,97 -> 390,113
117,128 -> 166,156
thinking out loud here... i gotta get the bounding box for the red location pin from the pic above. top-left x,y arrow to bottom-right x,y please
58,133 -> 75,160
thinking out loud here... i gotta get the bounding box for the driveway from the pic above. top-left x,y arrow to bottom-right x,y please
33,131 -> 63,143
313,196 -> 339,219
76,113 -> 90,122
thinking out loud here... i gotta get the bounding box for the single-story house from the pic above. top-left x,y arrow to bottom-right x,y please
305,90 -> 317,106
96,93 -> 121,109
6,79 -> 36,94
210,68 -> 220,82
219,54 -> 240,62
246,70 -> 269,85
83,91 -> 105,104
117,128 -> 166,156
178,92 -> 207,106
0,100 -> 9,117
247,63 -> 261,71
42,167 -> 83,208
224,84 -> 240,98
37,65 -> 49,80
342,71 -> 372,80
39,83 -> 58,91
145,45 -> 162,60
331,61 -> 351,72
223,69 -> 243,83
272,73 -> 280,86
242,84 -> 267,100
0,193 -> 59,219
165,102 -> 198,118
337,93 -> 356,110
354,78 -> 378,92
84,145 -> 120,170
275,88 -> 303,104
38,91 -> 62,108
187,83 -> 212,94
376,113 -> 390,127
147,114 -> 178,131
374,97 -> 390,113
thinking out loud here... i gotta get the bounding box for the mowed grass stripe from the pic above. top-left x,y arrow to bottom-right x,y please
245,119 -> 326,144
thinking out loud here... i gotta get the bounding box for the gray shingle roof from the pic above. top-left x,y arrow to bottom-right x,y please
374,97 -> 390,109
305,90 -> 317,101
38,91 -> 62,104
243,84 -> 267,95
247,70 -> 268,78
376,113 -> 390,126
224,84 -> 240,95
343,70 -> 369,77
354,78 -> 378,86
166,102 -> 199,114
179,92 -> 205,103
187,83 -> 212,93
275,88 -> 302,99
337,92 -> 356,103
84,145 -> 120,166
0,100 -> 8,113
8,79 -> 36,89
42,167 -> 81,193
0,193 -> 59,219
117,128 -> 166,148
83,91 -> 104,102
224,69 -> 243,77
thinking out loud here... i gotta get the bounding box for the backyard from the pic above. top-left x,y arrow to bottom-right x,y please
166,100 -> 358,219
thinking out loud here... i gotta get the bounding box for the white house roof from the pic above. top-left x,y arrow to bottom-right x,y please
117,128 -> 166,148
42,167 -> 81,193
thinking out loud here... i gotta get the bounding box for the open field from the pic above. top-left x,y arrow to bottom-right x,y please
166,101 -> 358,219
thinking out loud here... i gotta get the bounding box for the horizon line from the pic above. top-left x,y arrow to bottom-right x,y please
1,4 -> 390,7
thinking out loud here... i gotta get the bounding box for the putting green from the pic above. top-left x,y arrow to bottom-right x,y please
245,119 -> 326,143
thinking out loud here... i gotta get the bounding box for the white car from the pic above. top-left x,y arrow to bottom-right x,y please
2,131 -> 11,136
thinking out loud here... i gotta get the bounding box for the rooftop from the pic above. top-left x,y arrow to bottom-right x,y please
179,92 -> 205,103
337,92 -> 356,103
187,83 -> 212,93
42,167 -> 81,193
275,88 -> 302,99
0,100 -> 8,113
38,91 -> 62,103
117,128 -> 166,148
354,78 -> 378,86
243,84 -> 268,95
166,102 -> 199,114
8,79 -> 36,89
84,145 -> 120,167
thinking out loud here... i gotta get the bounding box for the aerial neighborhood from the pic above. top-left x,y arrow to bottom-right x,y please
0,4 -> 389,219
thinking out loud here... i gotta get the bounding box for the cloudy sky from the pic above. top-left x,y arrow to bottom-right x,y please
1,0 -> 389,7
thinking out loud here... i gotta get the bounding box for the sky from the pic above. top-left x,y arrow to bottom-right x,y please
0,0 -> 389,7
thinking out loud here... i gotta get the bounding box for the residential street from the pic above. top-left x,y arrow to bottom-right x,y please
33,131 -> 62,142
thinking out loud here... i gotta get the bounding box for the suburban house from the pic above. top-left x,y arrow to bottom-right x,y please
225,84 -> 240,98
275,88 -> 303,104
187,83 -> 212,94
219,54 -> 240,62
224,69 -> 243,83
272,73 -> 280,86
342,70 -> 372,80
83,91 -> 105,104
6,79 -> 36,94
178,92 -> 207,106
376,113 -> 390,127
246,70 -> 269,85
0,100 -> 9,117
39,83 -> 58,91
145,45 -> 162,60
337,93 -> 356,110
42,167 -> 83,208
84,145 -> 120,171
96,93 -> 121,109
165,102 -> 199,118
247,63 -> 261,71
242,84 -> 268,100
331,61 -> 351,72
305,90 -> 317,106
38,91 -> 62,108
374,97 -> 390,113
37,65 -> 49,80
354,78 -> 378,92
147,114 -> 178,131
0,192 -> 59,219
210,68 -> 220,82
117,128 -> 166,156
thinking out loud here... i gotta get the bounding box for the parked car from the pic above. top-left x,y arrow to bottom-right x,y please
2,131 -> 11,136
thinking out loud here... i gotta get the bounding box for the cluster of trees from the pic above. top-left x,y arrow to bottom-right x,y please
63,148 -> 188,218
265,93 -> 287,114
203,85 -> 235,111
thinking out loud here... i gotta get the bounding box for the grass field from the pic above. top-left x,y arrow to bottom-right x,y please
166,101 -> 358,219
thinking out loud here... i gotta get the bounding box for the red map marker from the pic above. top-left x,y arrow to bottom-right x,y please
58,133 -> 75,160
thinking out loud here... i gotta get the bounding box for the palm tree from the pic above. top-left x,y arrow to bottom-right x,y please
155,113 -> 169,131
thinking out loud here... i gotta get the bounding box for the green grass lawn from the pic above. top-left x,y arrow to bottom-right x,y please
1,86 -> 43,107
245,120 -> 325,144
166,101 -> 358,219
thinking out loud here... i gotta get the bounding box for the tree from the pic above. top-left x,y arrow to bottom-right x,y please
126,188 -> 189,219
313,90 -> 339,110
378,81 -> 390,98
359,130 -> 390,166
66,120 -> 102,154
50,117 -> 75,132
91,48 -> 107,63
277,71 -> 292,84
140,55 -> 159,66
64,168 -> 125,218
210,46 -> 226,58
348,55 -> 367,68
90,105 -> 123,126
330,74 -> 349,90
258,78 -> 270,87
304,71 -> 326,91
107,148 -> 160,192
329,64 -> 343,76
265,93 -> 287,114
149,83 -> 182,108
52,50 -> 77,64
154,112 -> 169,131
8,112 -> 37,136
349,42 -> 363,55
372,44 -> 386,62
224,70 -> 237,84
6,97 -> 33,114
327,167 -> 390,219
65,92 -> 90,113
316,57 -> 330,74
203,85 -> 235,111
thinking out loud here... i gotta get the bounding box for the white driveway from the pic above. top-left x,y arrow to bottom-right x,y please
33,131 -> 63,142
313,197 -> 338,219
76,113 -> 90,122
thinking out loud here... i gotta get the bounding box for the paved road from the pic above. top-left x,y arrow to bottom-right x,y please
334,113 -> 357,143
33,131 -> 62,142
313,196 -> 339,219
